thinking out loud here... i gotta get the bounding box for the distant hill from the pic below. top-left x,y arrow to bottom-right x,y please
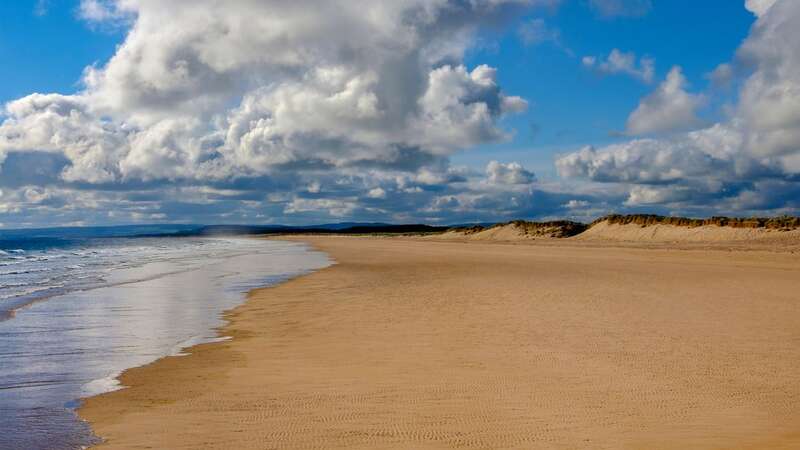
0,224 -> 200,239
192,223 -> 449,236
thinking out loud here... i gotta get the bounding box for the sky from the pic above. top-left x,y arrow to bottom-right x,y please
0,0 -> 797,227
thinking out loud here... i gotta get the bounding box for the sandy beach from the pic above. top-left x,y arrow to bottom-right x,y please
80,236 -> 800,449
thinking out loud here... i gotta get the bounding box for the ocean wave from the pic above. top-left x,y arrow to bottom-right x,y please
0,274 -> 74,288
0,283 -> 66,301
0,267 -> 51,276
0,236 -> 272,309
29,254 -> 69,262
2,253 -> 27,259
0,261 -> 23,267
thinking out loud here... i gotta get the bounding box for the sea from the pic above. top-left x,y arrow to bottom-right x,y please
0,225 -> 331,449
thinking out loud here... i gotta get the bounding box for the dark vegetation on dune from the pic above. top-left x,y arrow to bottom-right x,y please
595,214 -> 800,230
508,220 -> 589,237
449,220 -> 588,238
447,225 -> 487,235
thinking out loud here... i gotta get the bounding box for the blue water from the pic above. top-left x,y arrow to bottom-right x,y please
0,226 -> 331,449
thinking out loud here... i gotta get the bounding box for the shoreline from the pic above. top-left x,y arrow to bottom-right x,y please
77,237 -> 336,446
0,236 -> 332,450
79,236 -> 800,449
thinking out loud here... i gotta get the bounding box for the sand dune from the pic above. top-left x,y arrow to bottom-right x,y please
575,219 -> 800,242
80,237 -> 800,449
433,215 -> 800,245
432,221 -> 586,241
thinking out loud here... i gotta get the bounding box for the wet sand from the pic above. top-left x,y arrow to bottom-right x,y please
80,236 -> 800,449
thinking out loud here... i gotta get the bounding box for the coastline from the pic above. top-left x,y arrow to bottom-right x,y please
0,236 -> 331,450
79,236 -> 800,449
76,237 -> 336,446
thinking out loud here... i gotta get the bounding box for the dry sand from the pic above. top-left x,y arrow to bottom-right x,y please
80,237 -> 800,449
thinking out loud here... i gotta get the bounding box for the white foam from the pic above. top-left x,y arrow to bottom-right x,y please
81,373 -> 124,397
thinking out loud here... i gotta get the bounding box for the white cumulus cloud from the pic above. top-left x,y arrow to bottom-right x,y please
0,0 -> 558,226
582,48 -> 655,83
486,161 -> 536,185
625,66 -> 705,135
558,0 -> 800,215
745,0 -> 778,17
1,0 -> 531,186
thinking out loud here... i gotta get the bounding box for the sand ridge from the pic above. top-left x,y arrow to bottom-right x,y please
431,221 -> 587,242
574,220 -> 800,243
430,217 -> 800,248
80,237 -> 800,449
